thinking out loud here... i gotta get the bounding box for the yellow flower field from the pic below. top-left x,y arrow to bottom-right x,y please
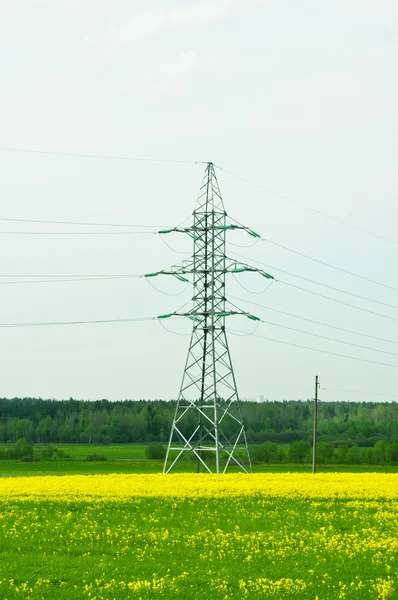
0,472 -> 396,500
0,473 -> 396,599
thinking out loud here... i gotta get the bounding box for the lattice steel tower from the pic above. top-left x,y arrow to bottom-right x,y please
149,163 -> 273,473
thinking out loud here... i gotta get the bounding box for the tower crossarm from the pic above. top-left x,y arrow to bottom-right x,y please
169,310 -> 260,322
144,258 -> 273,280
224,257 -> 274,280
158,223 -> 260,241
144,259 -> 194,283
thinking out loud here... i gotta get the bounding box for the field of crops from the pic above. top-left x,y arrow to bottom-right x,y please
0,473 -> 397,599
1,442 -> 397,478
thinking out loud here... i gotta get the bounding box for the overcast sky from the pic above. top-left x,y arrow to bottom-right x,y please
0,0 -> 397,402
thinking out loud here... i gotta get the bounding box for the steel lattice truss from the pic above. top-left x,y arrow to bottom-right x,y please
157,163 -> 272,473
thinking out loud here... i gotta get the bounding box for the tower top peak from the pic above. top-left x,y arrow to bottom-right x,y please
195,163 -> 225,213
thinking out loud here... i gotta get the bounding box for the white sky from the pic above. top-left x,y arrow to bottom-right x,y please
0,0 -> 397,402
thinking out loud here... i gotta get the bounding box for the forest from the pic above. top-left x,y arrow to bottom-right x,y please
0,397 -> 396,447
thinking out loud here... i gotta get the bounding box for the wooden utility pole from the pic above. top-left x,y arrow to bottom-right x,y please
312,375 -> 320,474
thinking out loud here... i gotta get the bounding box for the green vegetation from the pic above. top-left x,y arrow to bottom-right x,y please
0,397 -> 396,478
0,439 -> 396,478
1,397 -> 396,447
1,460 -> 397,478
0,489 -> 396,598
42,443 -> 148,460
84,454 -> 108,462
40,445 -> 70,459
251,439 -> 398,465
0,459 -> 165,477
0,438 -> 34,460
145,443 -> 167,460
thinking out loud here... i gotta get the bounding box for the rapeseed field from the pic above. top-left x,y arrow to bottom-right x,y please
0,473 -> 396,599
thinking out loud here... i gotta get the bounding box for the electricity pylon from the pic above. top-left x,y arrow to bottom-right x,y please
147,163 -> 273,473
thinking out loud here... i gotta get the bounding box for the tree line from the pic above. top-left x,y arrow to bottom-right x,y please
252,439 -> 398,465
0,397 -> 396,448
1,438 -> 397,465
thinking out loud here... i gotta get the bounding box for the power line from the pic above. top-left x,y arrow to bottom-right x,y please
0,275 -> 141,285
227,296 -> 398,357
231,255 -> 398,323
262,237 -> 398,293
227,217 -> 398,293
0,315 -> 158,328
228,249 -> 398,322
146,277 -> 189,297
230,294 -> 398,346
230,250 -> 398,311
228,328 -> 398,370
280,280 -> 398,323
0,274 -> 137,278
224,321 -> 261,337
322,387 -> 398,398
0,217 -> 170,228
158,318 -> 191,337
159,234 -> 191,255
0,230 -> 156,235
228,238 -> 259,249
256,318 -> 398,358
0,273 -> 190,287
232,273 -> 275,295
0,146 -> 201,165
217,164 -> 398,246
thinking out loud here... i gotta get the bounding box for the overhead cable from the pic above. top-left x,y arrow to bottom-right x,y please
255,318 -> 398,358
0,146 -> 201,165
0,274 -> 146,285
227,217 -> 398,293
0,315 -> 158,328
159,234 -> 191,255
225,298 -> 398,357
230,250 -> 398,310
0,230 -> 156,235
0,217 -> 170,228
232,273 -> 275,295
158,318 -> 191,337
0,274 -> 138,278
279,280 -> 398,323
217,164 -> 398,246
145,277 -> 189,297
231,260 -> 398,323
260,237 -> 398,293
228,328 -> 398,370
229,294 -> 398,346
322,387 -> 398,398
0,275 -> 143,285
228,249 -> 398,322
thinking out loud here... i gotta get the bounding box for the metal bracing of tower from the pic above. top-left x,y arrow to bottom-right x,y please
149,163 -> 273,474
